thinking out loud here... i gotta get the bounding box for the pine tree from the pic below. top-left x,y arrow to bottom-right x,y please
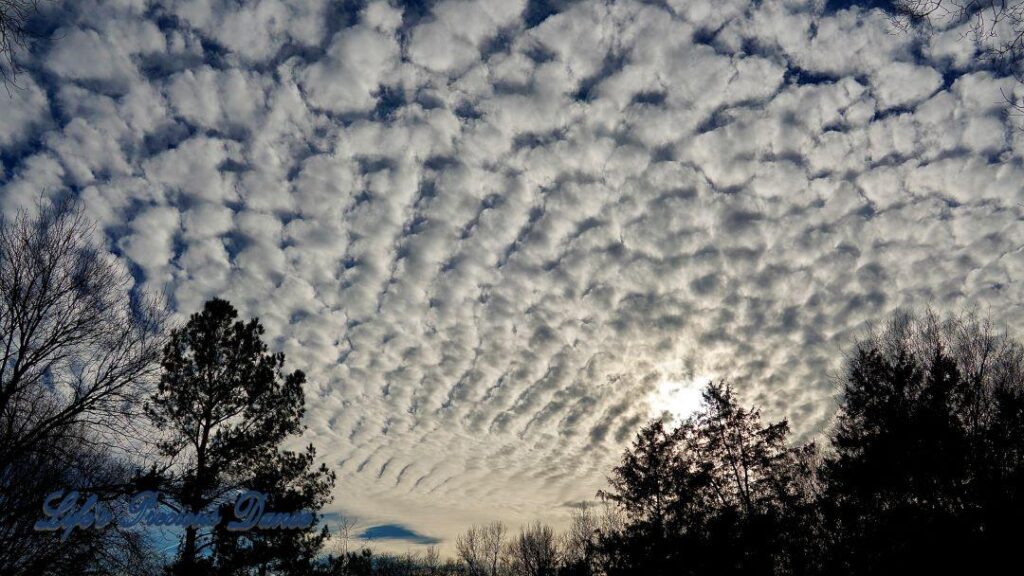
824,311 -> 1024,575
598,383 -> 818,576
146,298 -> 335,575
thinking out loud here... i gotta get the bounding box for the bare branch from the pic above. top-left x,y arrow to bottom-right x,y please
0,0 -> 45,91
0,198 -> 166,470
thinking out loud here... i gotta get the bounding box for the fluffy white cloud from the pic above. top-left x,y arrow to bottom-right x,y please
300,23 -> 400,113
168,0 -> 330,62
408,0 -> 527,74
143,136 -> 243,202
119,205 -> 181,286
45,19 -> 165,87
0,76 -> 50,150
3,0 -> 1024,553
871,61 -> 943,110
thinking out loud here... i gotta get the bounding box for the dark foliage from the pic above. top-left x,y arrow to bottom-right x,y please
146,298 -> 336,576
319,549 -> 375,576
597,383 -> 818,576
822,311 -> 1024,575
0,430 -> 161,576
597,310 -> 1024,576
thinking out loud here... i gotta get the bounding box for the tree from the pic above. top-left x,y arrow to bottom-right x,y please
0,199 -> 163,480
0,430 -> 162,576
146,298 -> 336,575
422,546 -> 442,576
319,548 -> 373,576
595,419 -> 683,576
506,523 -> 559,576
208,444 -> 336,576
0,200 -> 164,575
687,384 -> 820,576
823,309 -> 1024,574
558,506 -> 599,576
591,310 -> 1024,576
457,522 -> 508,576
597,383 -> 819,576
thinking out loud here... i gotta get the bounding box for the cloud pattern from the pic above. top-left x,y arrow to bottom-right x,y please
2,0 -> 1024,548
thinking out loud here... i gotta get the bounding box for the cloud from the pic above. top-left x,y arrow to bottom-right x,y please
0,76 -> 50,151
407,0 -> 527,75
299,21 -> 401,114
360,524 -> 442,546
166,0 -> 330,63
3,0 -> 1024,553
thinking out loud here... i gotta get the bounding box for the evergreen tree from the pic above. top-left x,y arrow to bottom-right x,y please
823,311 -> 1024,575
320,549 -> 374,576
598,383 -> 818,576
146,298 -> 335,575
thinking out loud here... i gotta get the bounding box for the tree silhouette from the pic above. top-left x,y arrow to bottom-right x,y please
0,200 -> 163,486
558,506 -> 599,576
823,310 -> 1024,574
591,311 -> 1024,576
598,382 -> 818,576
506,522 -> 560,576
146,298 -> 335,575
0,431 -> 161,576
320,548 -> 374,576
7,245 -> 1024,576
0,200 -> 163,575
457,521 -> 508,576
208,444 -> 335,576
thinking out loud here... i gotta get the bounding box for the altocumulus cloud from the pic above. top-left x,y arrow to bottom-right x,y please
2,0 -> 1023,550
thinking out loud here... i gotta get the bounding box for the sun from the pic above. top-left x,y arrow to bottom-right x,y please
649,375 -> 713,424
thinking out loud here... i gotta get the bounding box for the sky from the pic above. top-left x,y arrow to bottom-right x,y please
2,0 -> 1024,554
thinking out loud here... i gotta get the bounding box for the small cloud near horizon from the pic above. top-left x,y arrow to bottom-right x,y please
360,524 -> 442,546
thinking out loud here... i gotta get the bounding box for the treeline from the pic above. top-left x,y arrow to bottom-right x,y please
330,309 -> 1024,576
592,305 -> 1024,576
4,203 -> 1024,575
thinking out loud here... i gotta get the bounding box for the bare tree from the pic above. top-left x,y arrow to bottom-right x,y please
0,431 -> 162,576
330,515 -> 361,557
422,546 -> 442,576
846,307 -> 1024,433
871,1 -> 1024,114
0,199 -> 164,466
560,506 -> 598,576
505,523 -> 559,576
457,525 -> 484,576
887,1 -> 1024,64
457,521 -> 508,576
596,500 -> 625,539
0,199 -> 165,574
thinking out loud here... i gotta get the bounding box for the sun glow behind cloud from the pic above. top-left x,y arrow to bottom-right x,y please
650,375 -> 712,425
